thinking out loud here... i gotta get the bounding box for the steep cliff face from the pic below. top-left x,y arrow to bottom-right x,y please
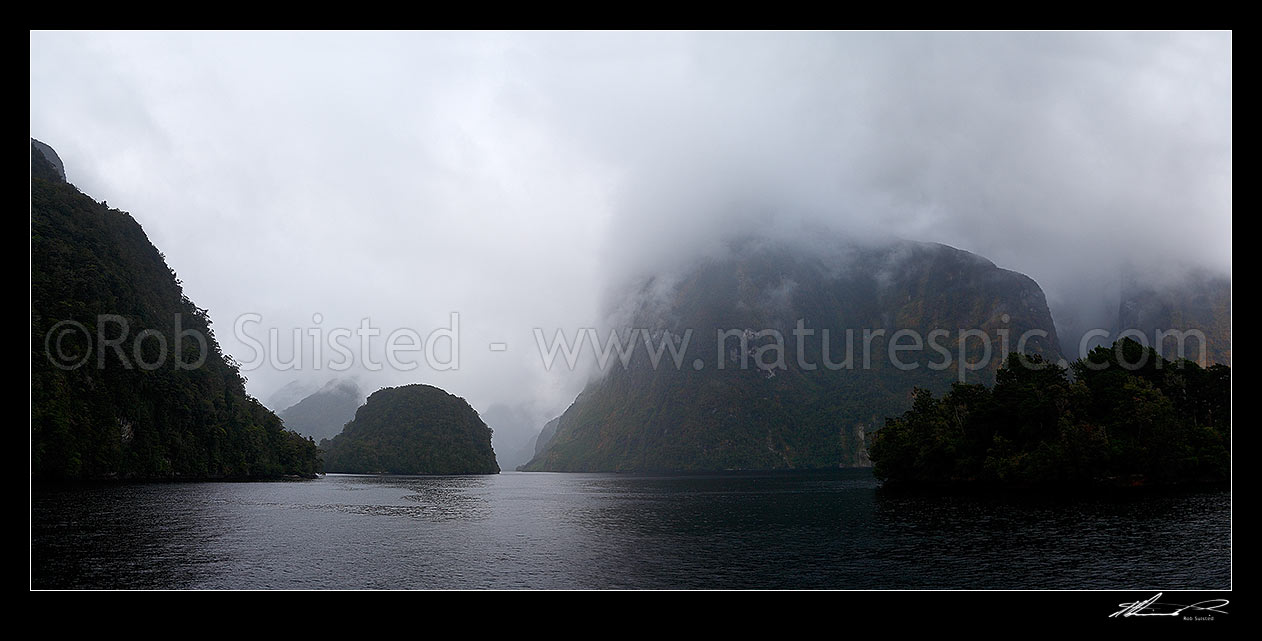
30,140 -> 320,480
1116,270 -> 1231,366
523,236 -> 1062,472
321,384 -> 499,475
31,138 -> 65,181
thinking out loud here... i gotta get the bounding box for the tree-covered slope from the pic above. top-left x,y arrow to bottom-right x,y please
870,339 -> 1230,488
523,237 -> 1062,472
31,140 -> 320,480
321,384 -> 499,475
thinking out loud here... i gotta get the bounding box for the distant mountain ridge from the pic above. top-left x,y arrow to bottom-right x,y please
279,378 -> 363,442
508,415 -> 560,471
266,379 -> 319,413
481,402 -> 546,472
534,416 -> 560,457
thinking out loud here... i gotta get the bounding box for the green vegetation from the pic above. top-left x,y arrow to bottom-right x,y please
321,384 -> 499,475
31,142 -> 320,480
869,338 -> 1230,488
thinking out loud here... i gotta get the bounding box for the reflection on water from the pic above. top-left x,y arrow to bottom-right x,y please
870,489 -> 1231,590
31,470 -> 1230,589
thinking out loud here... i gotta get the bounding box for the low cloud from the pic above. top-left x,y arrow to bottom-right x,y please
30,30 -> 1231,417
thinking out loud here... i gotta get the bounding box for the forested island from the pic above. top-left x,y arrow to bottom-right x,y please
869,338 -> 1230,489
321,384 -> 500,475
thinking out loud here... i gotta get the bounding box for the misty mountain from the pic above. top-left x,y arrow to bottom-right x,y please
321,384 -> 499,475
503,440 -> 539,473
523,237 -> 1061,472
31,140 -> 320,480
481,402 -> 546,472
509,415 -> 560,471
1115,270 -> 1230,367
31,33 -> 1230,433
266,379 -> 319,413
534,416 -> 560,457
278,378 -> 363,442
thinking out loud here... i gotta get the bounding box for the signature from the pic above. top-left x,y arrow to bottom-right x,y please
1110,593 -> 1229,618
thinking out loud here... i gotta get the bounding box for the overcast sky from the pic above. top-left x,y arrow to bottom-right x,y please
29,31 -> 1232,428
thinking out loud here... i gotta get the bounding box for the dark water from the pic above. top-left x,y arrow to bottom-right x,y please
31,470 -> 1230,589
